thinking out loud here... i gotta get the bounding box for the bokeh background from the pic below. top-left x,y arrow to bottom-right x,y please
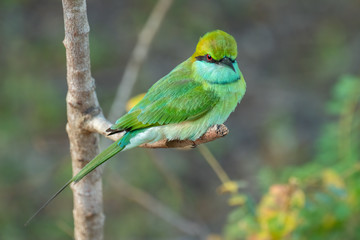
1,0 -> 360,239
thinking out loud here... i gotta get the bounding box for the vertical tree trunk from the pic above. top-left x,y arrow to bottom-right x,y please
62,0 -> 104,239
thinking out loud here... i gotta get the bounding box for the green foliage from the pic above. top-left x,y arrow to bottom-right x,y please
224,75 -> 360,240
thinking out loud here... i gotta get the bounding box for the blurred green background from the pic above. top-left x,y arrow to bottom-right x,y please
1,0 -> 360,239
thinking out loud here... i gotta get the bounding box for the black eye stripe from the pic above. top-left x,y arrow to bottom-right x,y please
195,55 -> 235,63
195,55 -> 216,63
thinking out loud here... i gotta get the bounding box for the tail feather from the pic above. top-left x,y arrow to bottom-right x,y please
25,140 -> 123,226
72,140 -> 124,183
24,179 -> 73,226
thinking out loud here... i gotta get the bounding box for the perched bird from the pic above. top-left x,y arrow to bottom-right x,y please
26,30 -> 246,225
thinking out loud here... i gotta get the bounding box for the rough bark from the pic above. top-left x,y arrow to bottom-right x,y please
62,0 -> 104,239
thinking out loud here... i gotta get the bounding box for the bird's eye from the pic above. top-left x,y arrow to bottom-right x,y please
206,54 -> 213,61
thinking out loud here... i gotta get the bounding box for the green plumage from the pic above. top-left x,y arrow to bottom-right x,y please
26,30 -> 246,224
111,78 -> 220,131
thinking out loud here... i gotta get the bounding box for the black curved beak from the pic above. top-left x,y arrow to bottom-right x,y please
220,57 -> 235,72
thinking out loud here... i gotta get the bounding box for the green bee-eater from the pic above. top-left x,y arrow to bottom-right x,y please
26,30 -> 246,224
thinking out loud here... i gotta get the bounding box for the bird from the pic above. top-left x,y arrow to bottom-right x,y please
25,30 -> 246,225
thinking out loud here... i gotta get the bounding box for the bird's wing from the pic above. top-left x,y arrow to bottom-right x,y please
109,79 -> 219,132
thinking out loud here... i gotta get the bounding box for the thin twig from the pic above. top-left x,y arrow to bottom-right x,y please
108,0 -> 174,121
198,145 -> 231,184
146,149 -> 184,202
109,173 -> 209,237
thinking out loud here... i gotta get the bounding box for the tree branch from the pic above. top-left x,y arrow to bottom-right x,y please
85,114 -> 229,148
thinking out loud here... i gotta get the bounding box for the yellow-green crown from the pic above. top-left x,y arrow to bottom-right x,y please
192,30 -> 237,61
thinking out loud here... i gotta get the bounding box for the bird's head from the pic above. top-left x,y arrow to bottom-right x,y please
191,30 -> 242,85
